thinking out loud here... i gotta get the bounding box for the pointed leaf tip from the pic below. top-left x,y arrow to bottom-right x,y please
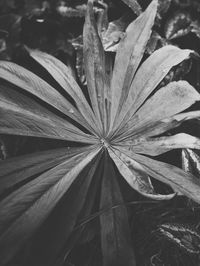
87,0 -> 94,16
148,0 -> 159,13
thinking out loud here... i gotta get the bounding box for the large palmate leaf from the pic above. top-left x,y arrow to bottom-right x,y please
1,0 -> 200,265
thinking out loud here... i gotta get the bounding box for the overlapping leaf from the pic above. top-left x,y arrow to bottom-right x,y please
109,0 -> 158,133
0,147 -> 100,265
109,147 -> 175,200
110,47 -> 192,136
0,84 -> 97,143
118,111 -> 200,141
121,149 -> 200,203
0,146 -> 92,196
116,80 -> 200,140
28,49 -> 100,135
54,157 -> 104,266
25,152 -> 102,266
102,15 -> 130,52
121,0 -> 142,16
121,134 -> 200,156
0,61 -> 91,131
182,149 -> 200,178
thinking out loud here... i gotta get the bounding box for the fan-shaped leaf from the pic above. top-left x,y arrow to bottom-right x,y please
0,0 -> 200,264
0,146 -> 100,265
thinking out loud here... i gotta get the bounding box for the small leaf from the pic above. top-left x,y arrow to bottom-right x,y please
191,20 -> 200,39
102,15 -> 129,52
145,31 -> 163,55
70,35 -> 85,84
158,223 -> 200,254
182,149 -> 200,178
159,59 -> 192,88
120,0 -> 142,16
157,0 -> 171,17
56,4 -> 86,18
97,1 -> 108,36
165,11 -> 192,40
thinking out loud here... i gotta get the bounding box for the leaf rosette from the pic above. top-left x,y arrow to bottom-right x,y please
0,0 -> 200,265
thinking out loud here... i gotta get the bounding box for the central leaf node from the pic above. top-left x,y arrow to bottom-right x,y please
100,138 -> 109,148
